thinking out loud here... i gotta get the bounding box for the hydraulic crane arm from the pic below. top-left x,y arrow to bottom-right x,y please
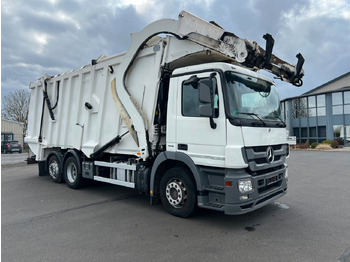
114,10 -> 305,160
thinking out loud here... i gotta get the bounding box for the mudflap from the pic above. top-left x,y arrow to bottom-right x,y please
38,161 -> 47,176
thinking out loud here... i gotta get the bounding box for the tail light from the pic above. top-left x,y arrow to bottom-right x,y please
7,143 -> 10,148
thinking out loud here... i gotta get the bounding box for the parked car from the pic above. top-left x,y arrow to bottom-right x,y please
1,141 -> 22,154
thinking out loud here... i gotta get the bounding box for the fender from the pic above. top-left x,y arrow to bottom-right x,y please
150,151 -> 203,196
39,150 -> 63,177
63,150 -> 82,173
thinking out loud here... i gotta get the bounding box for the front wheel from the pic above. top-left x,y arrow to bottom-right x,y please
64,156 -> 84,189
160,167 -> 197,218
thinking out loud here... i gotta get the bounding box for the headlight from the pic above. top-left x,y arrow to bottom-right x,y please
285,169 -> 289,185
238,179 -> 253,193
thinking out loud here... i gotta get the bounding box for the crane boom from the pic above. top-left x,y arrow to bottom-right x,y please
114,10 -> 305,159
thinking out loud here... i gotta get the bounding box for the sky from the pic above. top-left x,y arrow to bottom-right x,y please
1,0 -> 350,100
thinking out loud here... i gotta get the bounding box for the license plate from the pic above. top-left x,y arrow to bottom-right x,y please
266,175 -> 279,185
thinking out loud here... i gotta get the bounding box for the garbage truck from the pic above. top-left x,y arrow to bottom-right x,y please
25,11 -> 304,217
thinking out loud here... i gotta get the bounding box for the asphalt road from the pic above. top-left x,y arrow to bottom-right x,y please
2,151 -> 350,262
1,152 -> 28,165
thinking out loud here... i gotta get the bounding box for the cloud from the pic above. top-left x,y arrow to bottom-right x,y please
1,0 -> 349,100
1,0 -> 147,97
276,0 -> 350,97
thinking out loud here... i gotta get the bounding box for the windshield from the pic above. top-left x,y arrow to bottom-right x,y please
224,71 -> 281,121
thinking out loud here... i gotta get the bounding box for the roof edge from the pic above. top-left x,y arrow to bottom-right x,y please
302,71 -> 350,95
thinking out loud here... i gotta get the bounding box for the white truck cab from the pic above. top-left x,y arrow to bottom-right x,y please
149,62 -> 289,216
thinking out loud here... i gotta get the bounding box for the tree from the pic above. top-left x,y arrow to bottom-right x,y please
1,89 -> 30,137
292,98 -> 308,118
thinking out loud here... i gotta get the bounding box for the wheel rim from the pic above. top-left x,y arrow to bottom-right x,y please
48,160 -> 59,179
66,162 -> 77,183
165,179 -> 187,208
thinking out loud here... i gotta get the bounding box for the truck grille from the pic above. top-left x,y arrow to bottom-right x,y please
244,144 -> 288,173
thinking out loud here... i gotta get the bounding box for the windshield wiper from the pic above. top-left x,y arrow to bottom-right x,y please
265,110 -> 286,127
235,111 -> 267,126
275,115 -> 286,127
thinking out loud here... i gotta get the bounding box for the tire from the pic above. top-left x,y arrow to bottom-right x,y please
63,156 -> 84,189
48,154 -> 63,183
159,167 -> 197,218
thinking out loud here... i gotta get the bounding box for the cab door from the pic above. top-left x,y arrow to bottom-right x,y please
174,72 -> 226,167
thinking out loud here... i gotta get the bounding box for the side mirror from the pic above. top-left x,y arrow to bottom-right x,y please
198,80 -> 214,118
199,83 -> 211,104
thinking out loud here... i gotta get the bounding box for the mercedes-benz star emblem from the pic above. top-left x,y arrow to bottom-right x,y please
266,146 -> 275,163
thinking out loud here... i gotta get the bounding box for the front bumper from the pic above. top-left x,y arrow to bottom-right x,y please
224,186 -> 287,215
197,164 -> 288,215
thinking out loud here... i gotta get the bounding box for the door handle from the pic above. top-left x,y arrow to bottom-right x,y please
178,144 -> 188,151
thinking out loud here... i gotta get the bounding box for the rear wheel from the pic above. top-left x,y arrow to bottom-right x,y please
48,154 -> 63,183
64,156 -> 84,189
160,167 -> 197,218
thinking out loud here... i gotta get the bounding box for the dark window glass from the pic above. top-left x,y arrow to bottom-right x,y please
318,126 -> 326,137
310,127 -> 316,137
293,128 -> 300,138
182,77 -> 218,117
182,82 -> 200,117
301,127 -> 307,137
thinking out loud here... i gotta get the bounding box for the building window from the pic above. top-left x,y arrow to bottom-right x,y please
345,105 -> 350,114
332,92 -> 343,104
317,107 -> 326,116
346,125 -> 350,145
308,96 -> 316,107
309,127 -> 316,137
332,92 -> 343,115
318,126 -> 327,142
333,105 -> 343,115
293,128 -> 300,138
344,91 -> 350,103
301,127 -> 307,137
317,94 -> 326,116
344,91 -> 350,114
299,97 -> 308,117
1,133 -> 14,141
308,96 -> 316,117
292,99 -> 299,118
333,125 -> 343,138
